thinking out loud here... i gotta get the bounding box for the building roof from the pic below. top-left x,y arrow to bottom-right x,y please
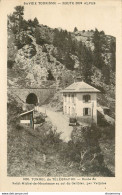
61,81 -> 100,93
20,109 -> 34,116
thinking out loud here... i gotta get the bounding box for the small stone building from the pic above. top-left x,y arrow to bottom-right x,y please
62,81 -> 100,123
20,109 -> 34,128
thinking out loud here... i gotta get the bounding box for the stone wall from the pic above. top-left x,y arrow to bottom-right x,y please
8,88 -> 56,105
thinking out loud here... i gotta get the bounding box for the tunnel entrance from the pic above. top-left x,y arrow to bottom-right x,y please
26,93 -> 38,106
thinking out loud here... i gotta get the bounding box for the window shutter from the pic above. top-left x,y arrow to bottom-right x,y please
88,108 -> 91,116
83,108 -> 85,116
83,95 -> 85,102
88,95 -> 91,102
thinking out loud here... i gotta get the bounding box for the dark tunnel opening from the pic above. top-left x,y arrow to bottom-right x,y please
26,93 -> 38,106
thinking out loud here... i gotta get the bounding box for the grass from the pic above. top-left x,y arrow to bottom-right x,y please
7,93 -> 115,177
7,121 -> 115,177
99,139 -> 115,175
99,125 -> 115,175
7,123 -> 85,177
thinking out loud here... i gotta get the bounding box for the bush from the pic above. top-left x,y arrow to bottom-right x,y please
36,37 -> 47,45
29,44 -> 36,56
7,60 -> 14,69
60,140 -> 81,163
15,35 -> 32,49
34,115 -> 45,124
24,35 -> 32,45
42,45 -> 48,53
100,124 -> 115,140
16,124 -> 23,130
47,69 -> 55,80
34,122 -> 62,147
97,111 -> 110,126
68,125 -> 112,174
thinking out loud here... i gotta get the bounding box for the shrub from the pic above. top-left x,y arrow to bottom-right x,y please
47,69 -> 55,80
68,124 -> 112,174
29,44 -> 36,56
34,122 -> 62,147
16,124 -> 23,130
15,35 -> 32,49
97,111 -> 110,126
42,45 -> 48,53
100,124 -> 115,140
24,35 -> 32,45
7,60 -> 14,69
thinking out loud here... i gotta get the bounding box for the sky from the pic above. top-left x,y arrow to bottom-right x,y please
6,0 -> 118,37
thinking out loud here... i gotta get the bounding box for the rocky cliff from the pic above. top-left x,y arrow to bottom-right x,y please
7,7 -> 116,117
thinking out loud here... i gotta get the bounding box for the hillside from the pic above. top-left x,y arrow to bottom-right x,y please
7,6 -> 115,177
7,92 -> 115,177
7,6 -> 116,118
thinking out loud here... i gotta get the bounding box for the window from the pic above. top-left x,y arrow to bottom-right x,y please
72,94 -> 74,103
72,107 -> 75,115
64,95 -> 67,102
83,95 -> 91,102
68,94 -> 70,102
68,107 -> 70,114
83,108 -> 91,116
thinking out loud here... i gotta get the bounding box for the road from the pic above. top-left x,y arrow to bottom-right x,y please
38,107 -> 73,142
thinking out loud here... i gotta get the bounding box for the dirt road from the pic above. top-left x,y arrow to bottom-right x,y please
39,107 -> 73,142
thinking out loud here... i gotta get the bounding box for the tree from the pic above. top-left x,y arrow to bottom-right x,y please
102,64 -> 110,85
33,17 -> 39,26
70,124 -> 106,173
47,70 -> 55,80
13,6 -> 24,20
110,40 -> 116,71
78,42 -> 93,84
74,27 -> 78,32
64,54 -> 74,70
13,6 -> 24,32
8,6 -> 24,34
93,28 -> 104,69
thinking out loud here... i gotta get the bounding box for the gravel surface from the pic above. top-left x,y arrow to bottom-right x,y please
39,107 -> 73,142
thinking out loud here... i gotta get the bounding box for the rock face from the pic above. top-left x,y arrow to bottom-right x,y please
7,18 -> 115,117
73,30 -> 95,51
8,29 -> 72,88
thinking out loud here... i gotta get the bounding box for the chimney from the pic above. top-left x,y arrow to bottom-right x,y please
75,76 -> 84,82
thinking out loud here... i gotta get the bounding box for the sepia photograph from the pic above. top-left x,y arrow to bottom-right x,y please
7,2 -> 116,179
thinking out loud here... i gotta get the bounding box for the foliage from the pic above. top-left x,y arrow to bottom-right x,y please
110,39 -> 116,71
34,27 -> 50,45
13,6 -> 24,19
34,115 -> 45,124
64,54 -> 75,70
47,69 -> 55,80
29,44 -> 36,57
93,29 -> 103,69
42,45 -> 48,52
9,6 -> 24,33
15,34 -> 32,49
7,60 -> 14,69
77,42 -> 93,83
74,27 -> 78,32
53,29 -> 80,70
102,64 -> 110,84
33,17 -> 39,26
7,95 -> 22,125
60,72 -> 74,88
66,124 -> 113,174
100,124 -> 115,140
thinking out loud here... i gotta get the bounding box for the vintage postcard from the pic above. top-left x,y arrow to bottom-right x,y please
0,0 -> 122,192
